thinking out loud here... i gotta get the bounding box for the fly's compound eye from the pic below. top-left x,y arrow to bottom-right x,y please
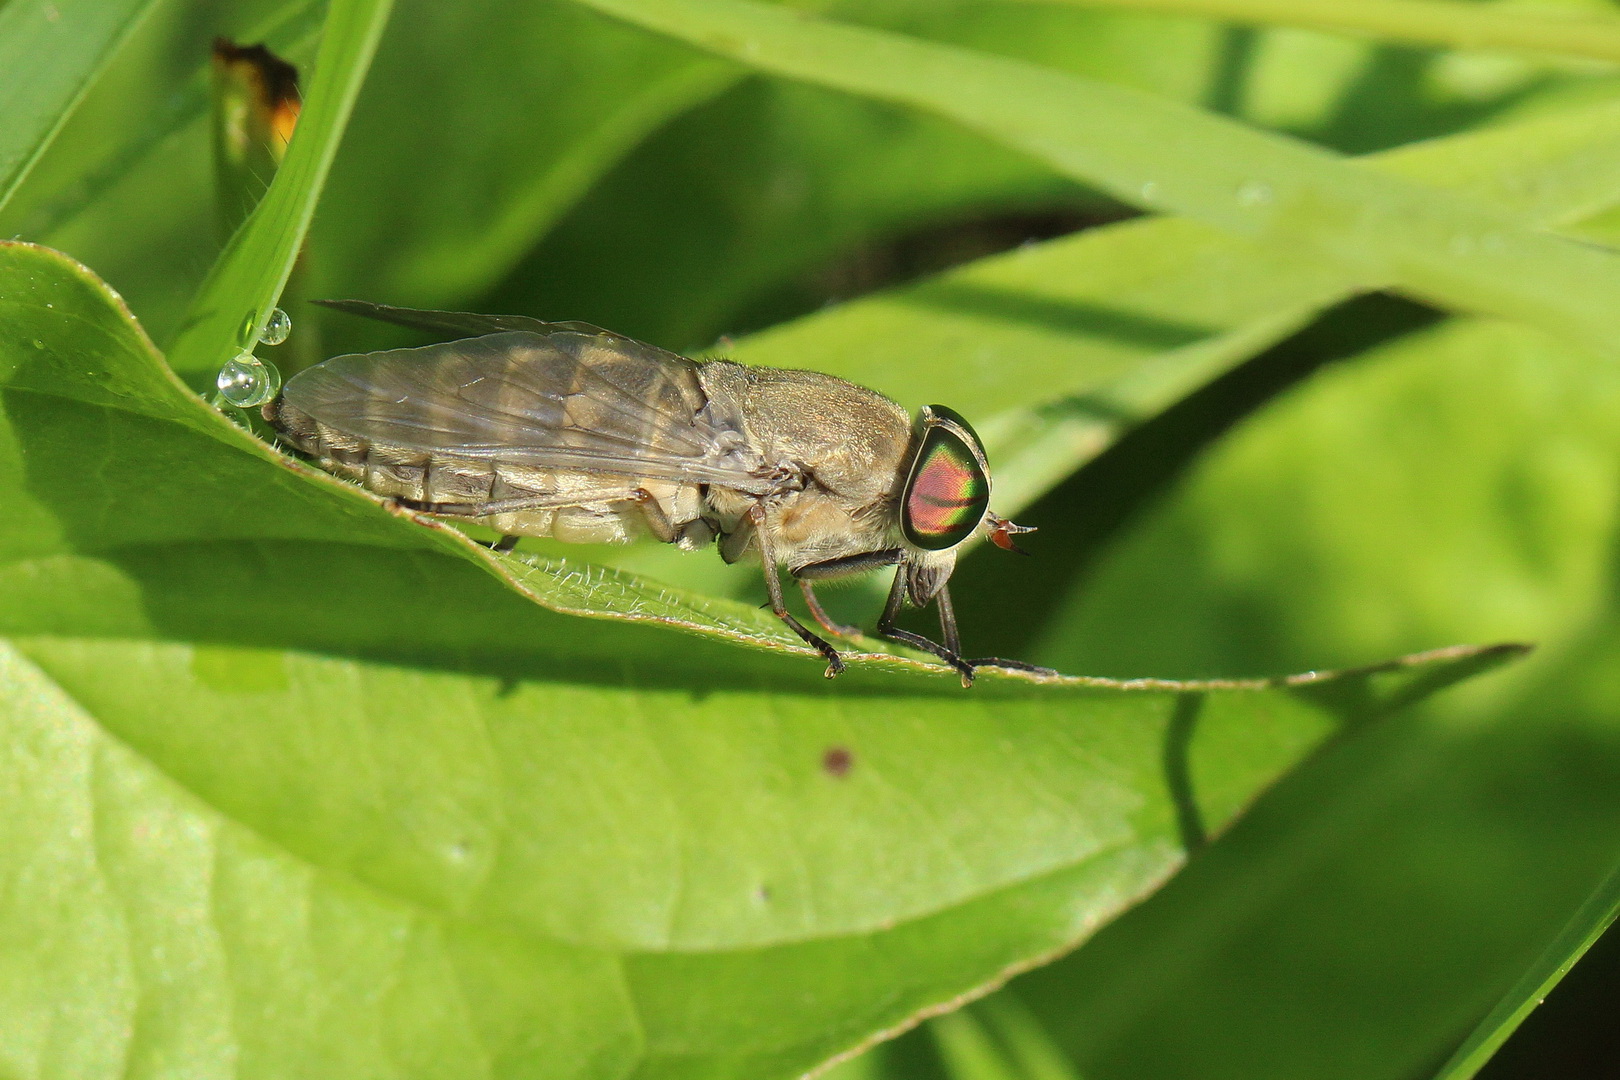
901,405 -> 991,551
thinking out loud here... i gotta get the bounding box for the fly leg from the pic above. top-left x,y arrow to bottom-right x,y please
387,495 -> 546,550
966,656 -> 1060,677
799,582 -> 863,641
936,582 -> 1059,679
751,504 -> 846,678
480,535 -> 520,553
875,570 -> 976,687
389,493 -> 590,516
792,549 -> 904,641
627,488 -> 677,544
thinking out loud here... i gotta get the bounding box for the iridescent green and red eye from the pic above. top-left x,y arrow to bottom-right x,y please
901,405 -> 992,551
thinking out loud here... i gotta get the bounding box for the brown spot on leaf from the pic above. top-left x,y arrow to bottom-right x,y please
822,746 -> 854,778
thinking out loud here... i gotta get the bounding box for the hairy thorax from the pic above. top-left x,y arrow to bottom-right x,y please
696,360 -> 913,570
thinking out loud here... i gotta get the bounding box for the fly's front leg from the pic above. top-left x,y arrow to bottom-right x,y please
936,583 -> 1060,679
935,581 -> 963,656
792,549 -> 904,641
875,569 -> 976,687
751,503 -> 846,678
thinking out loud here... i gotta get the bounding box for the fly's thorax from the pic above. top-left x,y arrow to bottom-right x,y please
695,360 -> 912,504
706,481 -> 900,570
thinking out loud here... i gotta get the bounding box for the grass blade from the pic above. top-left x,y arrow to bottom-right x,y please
1013,0 -> 1620,65
0,0 -> 154,211
166,0 -> 395,376
567,0 -> 1620,358
1430,862 -> 1620,1080
723,95 -> 1620,523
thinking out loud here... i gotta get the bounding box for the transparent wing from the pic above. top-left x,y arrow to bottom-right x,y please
282,328 -> 775,492
311,298 -> 629,345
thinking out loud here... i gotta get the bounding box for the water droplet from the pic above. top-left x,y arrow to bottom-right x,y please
1139,180 -> 1160,201
31,339 -> 44,350
259,307 -> 292,346
1237,180 -> 1274,208
215,352 -> 282,408
238,309 -> 259,348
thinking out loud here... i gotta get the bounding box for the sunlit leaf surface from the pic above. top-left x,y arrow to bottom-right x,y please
0,237 -> 1509,1079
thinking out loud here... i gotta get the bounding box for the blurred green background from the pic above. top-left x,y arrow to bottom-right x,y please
5,0 -> 1620,1077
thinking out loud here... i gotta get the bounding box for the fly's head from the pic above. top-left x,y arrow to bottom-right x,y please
899,404 -> 1035,605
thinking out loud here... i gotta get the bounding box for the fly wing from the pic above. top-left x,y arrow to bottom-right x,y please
312,298 -> 635,349
281,329 -> 775,492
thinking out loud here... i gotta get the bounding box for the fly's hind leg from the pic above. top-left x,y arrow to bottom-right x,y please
393,487 -> 667,546
792,549 -> 904,641
628,488 -> 677,544
751,504 -> 845,678
389,493 -> 575,516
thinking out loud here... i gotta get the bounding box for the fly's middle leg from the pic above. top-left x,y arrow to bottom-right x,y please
798,581 -> 863,641
751,503 -> 845,678
792,549 -> 903,641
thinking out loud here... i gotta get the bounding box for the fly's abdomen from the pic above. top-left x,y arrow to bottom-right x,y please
264,395 -> 704,545
264,323 -> 771,548
267,392 -> 486,506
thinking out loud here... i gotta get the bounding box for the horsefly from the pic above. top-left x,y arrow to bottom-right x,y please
262,301 -> 1049,685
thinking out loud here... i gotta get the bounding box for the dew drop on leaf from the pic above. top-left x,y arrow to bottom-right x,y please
260,307 -> 292,346
215,352 -> 282,408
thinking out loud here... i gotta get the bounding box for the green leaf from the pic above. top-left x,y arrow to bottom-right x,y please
586,89 -> 1620,604
0,1 -> 326,347
564,0 -> 1620,356
1430,864 -> 1620,1078
166,0 -> 396,377
489,88 -> 1620,615
1014,0 -> 1620,65
510,0 -> 1567,351
305,0 -> 737,312
0,237 -> 1510,1076
493,2 -> 1197,350
0,0 -> 153,211
963,311 -> 1620,1079
742,91 -> 1620,411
